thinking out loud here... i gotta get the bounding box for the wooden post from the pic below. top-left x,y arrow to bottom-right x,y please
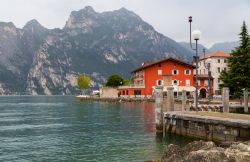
167,87 -> 175,111
222,87 -> 230,113
154,86 -> 163,135
182,90 -> 187,111
244,90 -> 249,113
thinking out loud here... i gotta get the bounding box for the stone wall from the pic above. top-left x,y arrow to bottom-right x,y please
164,112 -> 250,142
99,87 -> 118,98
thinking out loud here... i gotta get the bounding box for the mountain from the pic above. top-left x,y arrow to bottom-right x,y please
0,6 -> 193,95
179,42 -> 209,56
209,41 -> 239,53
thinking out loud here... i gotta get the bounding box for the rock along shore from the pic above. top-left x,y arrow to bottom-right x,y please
146,140 -> 250,162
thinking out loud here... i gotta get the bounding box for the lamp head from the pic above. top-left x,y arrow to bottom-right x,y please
188,16 -> 192,23
192,30 -> 201,40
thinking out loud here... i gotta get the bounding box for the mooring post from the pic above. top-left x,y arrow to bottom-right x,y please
154,86 -> 164,135
182,90 -> 187,111
222,87 -> 230,113
167,87 -> 174,111
244,89 -> 249,113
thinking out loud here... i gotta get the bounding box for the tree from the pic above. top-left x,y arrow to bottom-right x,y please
219,21 -> 250,98
123,79 -> 130,86
77,75 -> 91,94
105,74 -> 124,87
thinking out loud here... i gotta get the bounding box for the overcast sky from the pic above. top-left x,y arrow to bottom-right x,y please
1,0 -> 250,47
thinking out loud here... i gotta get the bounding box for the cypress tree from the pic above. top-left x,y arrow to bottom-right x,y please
220,21 -> 250,98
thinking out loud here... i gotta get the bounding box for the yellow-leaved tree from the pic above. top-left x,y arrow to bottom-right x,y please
77,75 -> 91,95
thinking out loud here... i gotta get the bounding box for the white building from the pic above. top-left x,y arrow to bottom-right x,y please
198,51 -> 230,95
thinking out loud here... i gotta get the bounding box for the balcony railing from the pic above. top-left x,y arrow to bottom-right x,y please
118,84 -> 145,89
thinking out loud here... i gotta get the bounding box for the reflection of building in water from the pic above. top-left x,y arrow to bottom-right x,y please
141,102 -> 155,133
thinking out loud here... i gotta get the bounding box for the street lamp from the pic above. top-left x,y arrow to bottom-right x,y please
188,16 -> 201,112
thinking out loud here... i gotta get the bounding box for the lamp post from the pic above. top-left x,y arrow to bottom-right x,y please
188,16 -> 201,112
203,48 -> 212,101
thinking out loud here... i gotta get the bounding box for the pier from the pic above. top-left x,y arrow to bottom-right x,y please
164,111 -> 250,142
155,86 -> 250,142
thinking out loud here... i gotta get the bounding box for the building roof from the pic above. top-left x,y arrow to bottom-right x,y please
132,57 -> 195,72
199,51 -> 230,60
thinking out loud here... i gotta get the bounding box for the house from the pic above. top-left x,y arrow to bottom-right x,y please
118,57 -> 196,98
198,51 -> 230,95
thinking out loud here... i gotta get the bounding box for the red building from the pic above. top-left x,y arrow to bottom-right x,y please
118,57 -> 197,98
195,74 -> 214,98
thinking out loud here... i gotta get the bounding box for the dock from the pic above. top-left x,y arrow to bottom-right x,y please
163,111 -> 250,142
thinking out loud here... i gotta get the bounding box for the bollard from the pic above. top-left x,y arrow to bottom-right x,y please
182,90 -> 187,111
244,90 -> 249,113
167,87 -> 175,111
222,87 -> 230,113
154,86 -> 164,135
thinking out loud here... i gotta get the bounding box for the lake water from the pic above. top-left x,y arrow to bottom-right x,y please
0,96 -> 191,162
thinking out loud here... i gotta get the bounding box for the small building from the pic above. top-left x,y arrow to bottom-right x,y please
198,51 -> 230,95
118,57 -> 196,98
99,87 -> 119,98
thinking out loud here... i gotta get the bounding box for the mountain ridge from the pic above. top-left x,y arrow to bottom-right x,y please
0,6 -> 194,95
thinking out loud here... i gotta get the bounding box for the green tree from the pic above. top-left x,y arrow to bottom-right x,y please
219,21 -> 250,98
123,79 -> 130,86
77,75 -> 91,94
105,74 -> 124,87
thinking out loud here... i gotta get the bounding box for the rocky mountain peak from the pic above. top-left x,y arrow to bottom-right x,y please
80,6 -> 96,14
115,7 -> 138,16
64,6 -> 98,30
23,19 -> 46,32
0,22 -> 15,28
0,22 -> 17,36
24,19 -> 42,28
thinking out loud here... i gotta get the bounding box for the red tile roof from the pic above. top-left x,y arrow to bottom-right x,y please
132,57 -> 195,72
199,51 -> 230,60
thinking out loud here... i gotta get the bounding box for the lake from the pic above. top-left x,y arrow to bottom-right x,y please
0,96 -> 191,161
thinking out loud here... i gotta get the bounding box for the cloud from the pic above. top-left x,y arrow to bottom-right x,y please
0,0 -> 249,47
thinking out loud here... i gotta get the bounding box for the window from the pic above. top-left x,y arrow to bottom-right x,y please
197,80 -> 201,86
186,80 -> 190,86
218,79 -> 220,83
185,69 -> 190,75
172,69 -> 179,75
157,80 -> 163,86
218,59 -> 220,63
204,80 -> 208,86
126,90 -> 129,95
173,80 -> 179,86
224,67 -> 227,71
158,69 -> 162,75
217,67 -> 221,73
224,59 -> 227,63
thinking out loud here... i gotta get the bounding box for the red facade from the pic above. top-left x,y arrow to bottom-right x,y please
119,57 -> 197,98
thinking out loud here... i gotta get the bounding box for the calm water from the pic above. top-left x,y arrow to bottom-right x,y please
0,96 -> 191,162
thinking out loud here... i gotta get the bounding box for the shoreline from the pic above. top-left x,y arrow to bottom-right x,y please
149,140 -> 250,162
